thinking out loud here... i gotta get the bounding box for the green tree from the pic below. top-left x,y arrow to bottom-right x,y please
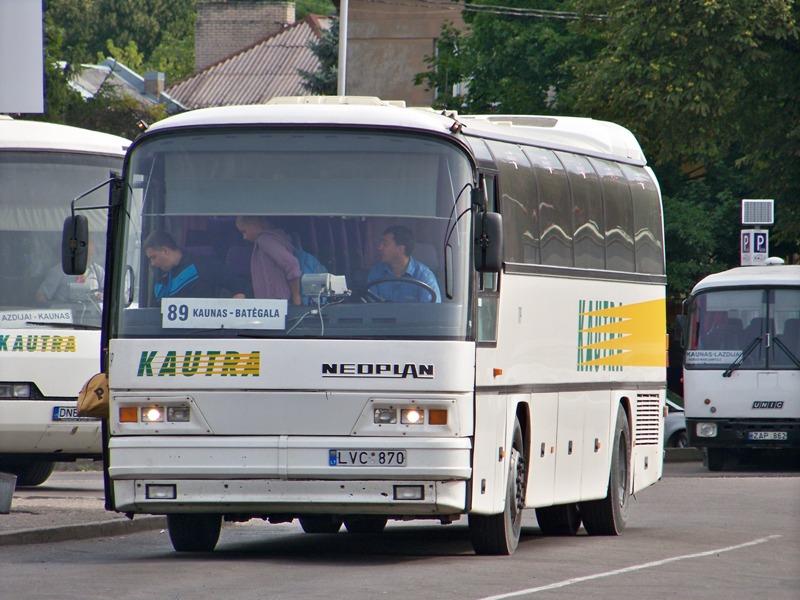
416,0 -> 604,113
299,18 -> 338,95
46,0 -> 196,81
569,0 -> 800,288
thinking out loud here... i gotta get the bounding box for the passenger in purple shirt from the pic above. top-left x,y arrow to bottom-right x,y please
235,216 -> 302,305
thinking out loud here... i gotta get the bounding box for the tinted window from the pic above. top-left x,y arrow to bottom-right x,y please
558,152 -> 604,270
487,141 -> 538,264
592,158 -> 634,272
622,164 -> 664,275
527,148 -> 572,267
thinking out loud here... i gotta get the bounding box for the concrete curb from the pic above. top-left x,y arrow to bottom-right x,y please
0,515 -> 166,546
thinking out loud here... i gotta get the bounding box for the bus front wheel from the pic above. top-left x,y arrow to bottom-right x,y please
167,513 -> 222,552
706,448 -> 726,472
580,408 -> 630,536
469,417 -> 527,555
0,458 -> 55,487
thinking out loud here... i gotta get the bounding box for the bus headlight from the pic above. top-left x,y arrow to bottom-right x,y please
374,408 -> 397,424
696,422 -> 718,438
142,407 -> 164,423
401,407 -> 424,424
0,383 -> 31,398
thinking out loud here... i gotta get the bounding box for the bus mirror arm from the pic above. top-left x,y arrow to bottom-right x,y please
471,186 -> 486,208
61,173 -> 123,276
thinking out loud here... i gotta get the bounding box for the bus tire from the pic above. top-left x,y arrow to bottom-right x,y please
167,514 -> 222,552
535,503 -> 581,536
706,448 -> 726,472
300,516 -> 343,534
469,417 -> 527,555
0,458 -> 55,487
343,516 -> 387,534
580,408 -> 630,536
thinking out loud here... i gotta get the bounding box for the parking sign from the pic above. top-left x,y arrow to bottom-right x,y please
741,229 -> 769,266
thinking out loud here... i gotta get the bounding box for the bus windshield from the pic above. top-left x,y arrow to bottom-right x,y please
112,129 -> 475,340
0,151 -> 115,329
685,287 -> 800,370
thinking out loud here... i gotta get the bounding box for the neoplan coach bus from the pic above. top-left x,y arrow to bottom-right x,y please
63,97 -> 667,553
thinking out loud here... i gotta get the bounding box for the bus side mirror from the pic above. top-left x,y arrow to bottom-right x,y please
474,211 -> 503,273
62,215 -> 89,275
674,314 -> 687,349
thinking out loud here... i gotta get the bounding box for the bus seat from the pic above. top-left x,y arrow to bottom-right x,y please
184,245 -> 215,259
225,245 -> 251,277
414,242 -> 439,272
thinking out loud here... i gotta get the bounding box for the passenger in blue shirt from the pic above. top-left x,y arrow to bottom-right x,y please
366,225 -> 441,303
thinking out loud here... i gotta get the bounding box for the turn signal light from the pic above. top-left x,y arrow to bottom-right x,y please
119,407 -> 138,422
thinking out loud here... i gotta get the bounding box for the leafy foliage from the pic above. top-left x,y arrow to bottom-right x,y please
299,18 -> 339,95
416,0 -> 800,301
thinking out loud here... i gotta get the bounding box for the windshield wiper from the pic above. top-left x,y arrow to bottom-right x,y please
722,336 -> 761,377
773,336 -> 800,369
25,321 -> 101,330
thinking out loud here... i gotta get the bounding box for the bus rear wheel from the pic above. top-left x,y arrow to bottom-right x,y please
167,513 -> 222,552
343,516 -> 387,534
580,408 -> 630,536
469,417 -> 527,555
300,516 -> 343,533
535,503 -> 581,536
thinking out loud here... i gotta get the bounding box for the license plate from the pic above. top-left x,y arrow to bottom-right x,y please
748,431 -> 788,441
52,406 -> 94,421
329,449 -> 407,466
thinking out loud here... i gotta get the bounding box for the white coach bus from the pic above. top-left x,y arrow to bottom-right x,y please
0,117 -> 128,485
683,263 -> 800,471
64,98 -> 666,553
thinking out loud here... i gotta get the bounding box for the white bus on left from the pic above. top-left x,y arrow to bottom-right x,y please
0,117 -> 128,485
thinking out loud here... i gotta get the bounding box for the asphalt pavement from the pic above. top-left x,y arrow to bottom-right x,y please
0,449 -> 704,547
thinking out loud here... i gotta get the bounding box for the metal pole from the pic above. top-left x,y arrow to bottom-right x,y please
337,0 -> 348,96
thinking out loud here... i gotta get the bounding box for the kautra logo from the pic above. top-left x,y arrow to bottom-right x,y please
577,298 -> 666,371
0,334 -> 76,353
137,350 -> 260,377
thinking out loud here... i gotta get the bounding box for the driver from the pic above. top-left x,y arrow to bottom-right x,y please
366,225 -> 440,303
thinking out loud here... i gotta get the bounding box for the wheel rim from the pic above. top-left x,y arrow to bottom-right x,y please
510,447 -> 526,536
616,431 -> 629,509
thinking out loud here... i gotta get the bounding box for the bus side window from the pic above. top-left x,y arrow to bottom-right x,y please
477,174 -> 499,344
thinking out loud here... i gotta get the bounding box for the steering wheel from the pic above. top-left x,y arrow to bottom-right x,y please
364,277 -> 438,303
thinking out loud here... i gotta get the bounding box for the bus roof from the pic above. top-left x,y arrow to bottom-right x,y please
0,116 -> 129,156
692,264 -> 800,294
139,97 -> 648,165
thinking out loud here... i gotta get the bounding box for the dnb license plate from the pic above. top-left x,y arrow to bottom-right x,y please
329,449 -> 407,466
52,406 -> 93,421
748,431 -> 788,441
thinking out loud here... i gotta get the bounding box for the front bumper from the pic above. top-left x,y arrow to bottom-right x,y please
109,435 -> 472,515
686,418 -> 800,449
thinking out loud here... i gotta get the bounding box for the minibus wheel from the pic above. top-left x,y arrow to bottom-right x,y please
167,513 -> 222,552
